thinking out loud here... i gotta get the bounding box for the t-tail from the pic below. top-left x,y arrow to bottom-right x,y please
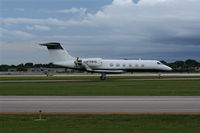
40,42 -> 75,64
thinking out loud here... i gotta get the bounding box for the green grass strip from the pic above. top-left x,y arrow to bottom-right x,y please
0,114 -> 200,133
0,80 -> 200,96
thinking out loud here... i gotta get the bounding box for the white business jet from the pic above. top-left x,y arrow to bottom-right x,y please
40,42 -> 172,80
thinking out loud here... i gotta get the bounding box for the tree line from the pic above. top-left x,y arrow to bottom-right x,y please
0,63 -> 58,72
0,59 -> 200,72
161,59 -> 200,72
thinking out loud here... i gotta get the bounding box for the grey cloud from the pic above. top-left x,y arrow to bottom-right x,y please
1,0 -> 200,64
153,36 -> 200,46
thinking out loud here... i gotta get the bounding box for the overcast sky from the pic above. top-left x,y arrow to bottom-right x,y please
1,0 -> 200,65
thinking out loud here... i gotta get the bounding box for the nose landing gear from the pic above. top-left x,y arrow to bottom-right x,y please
100,73 -> 107,80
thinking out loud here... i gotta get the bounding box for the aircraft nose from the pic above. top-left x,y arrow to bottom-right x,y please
165,65 -> 173,71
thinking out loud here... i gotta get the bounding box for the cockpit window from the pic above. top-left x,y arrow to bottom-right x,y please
157,62 -> 161,65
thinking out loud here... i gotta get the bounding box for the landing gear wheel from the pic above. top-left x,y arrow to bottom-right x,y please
100,73 -> 107,80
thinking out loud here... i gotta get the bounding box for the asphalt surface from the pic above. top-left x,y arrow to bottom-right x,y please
1,73 -> 200,77
0,78 -> 200,83
0,80 -> 93,83
1,96 -> 200,114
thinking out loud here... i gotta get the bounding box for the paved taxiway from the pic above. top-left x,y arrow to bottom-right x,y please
0,78 -> 200,83
1,96 -> 200,114
1,73 -> 200,77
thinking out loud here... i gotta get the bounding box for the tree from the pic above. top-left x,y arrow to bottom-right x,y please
25,63 -> 34,67
174,61 -> 185,68
185,59 -> 199,67
16,64 -> 26,71
0,65 -> 9,71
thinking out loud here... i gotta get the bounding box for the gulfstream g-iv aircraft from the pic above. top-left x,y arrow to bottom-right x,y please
40,42 -> 172,80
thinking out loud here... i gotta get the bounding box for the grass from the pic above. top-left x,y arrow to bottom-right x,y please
0,114 -> 200,133
0,80 -> 200,96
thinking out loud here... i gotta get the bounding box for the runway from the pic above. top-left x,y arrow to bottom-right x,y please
1,96 -> 200,114
0,78 -> 200,83
1,73 -> 200,77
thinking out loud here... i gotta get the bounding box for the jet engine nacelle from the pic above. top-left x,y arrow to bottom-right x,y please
83,58 -> 102,67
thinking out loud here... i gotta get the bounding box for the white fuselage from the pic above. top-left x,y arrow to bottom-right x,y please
54,58 -> 172,73
40,42 -> 172,74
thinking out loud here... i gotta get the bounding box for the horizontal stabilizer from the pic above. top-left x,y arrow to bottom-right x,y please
40,42 -> 64,50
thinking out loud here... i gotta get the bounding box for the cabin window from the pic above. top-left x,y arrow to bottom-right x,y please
116,64 -> 120,67
110,63 -> 114,67
129,64 -> 132,67
135,64 -> 139,67
141,64 -> 145,67
123,64 -> 126,67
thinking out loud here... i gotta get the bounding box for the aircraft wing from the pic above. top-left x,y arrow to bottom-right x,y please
91,70 -> 125,74
79,59 -> 125,74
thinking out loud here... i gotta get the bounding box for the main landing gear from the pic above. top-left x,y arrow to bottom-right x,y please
100,73 -> 107,80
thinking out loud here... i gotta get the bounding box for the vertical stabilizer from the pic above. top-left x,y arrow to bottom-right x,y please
40,42 -> 74,63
